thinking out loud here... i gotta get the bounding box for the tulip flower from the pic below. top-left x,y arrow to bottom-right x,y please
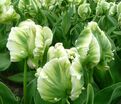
96,0 -> 110,15
6,19 -> 53,68
36,44 -> 84,103
0,0 -> 19,24
108,2 -> 117,16
75,21 -> 114,69
78,3 -> 91,21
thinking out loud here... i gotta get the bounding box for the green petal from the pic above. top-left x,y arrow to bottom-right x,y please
96,0 -> 110,15
78,3 -> 91,20
75,28 -> 93,62
117,2 -> 121,15
47,43 -> 67,61
88,21 -> 113,63
6,27 -> 28,61
6,40 -> 28,62
85,35 -> 100,68
33,26 -> 53,58
70,55 -> 84,100
37,57 -> 71,103
108,2 -> 117,16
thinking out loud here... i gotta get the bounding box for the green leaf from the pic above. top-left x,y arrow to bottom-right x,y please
0,96 -> 3,104
8,71 -> 35,83
26,79 -> 37,104
0,81 -> 18,104
94,82 -> 121,104
61,10 -> 71,35
94,68 -> 113,88
0,53 -> 11,71
25,78 -> 51,104
86,83 -> 94,104
108,86 -> 121,104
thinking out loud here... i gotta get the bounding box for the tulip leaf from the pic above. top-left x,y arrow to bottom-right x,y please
0,53 -> 11,71
0,81 -> 18,104
94,82 -> 121,104
8,71 -> 35,83
86,83 -> 94,104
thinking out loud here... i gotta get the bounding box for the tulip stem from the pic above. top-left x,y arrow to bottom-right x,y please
23,59 -> 27,104
88,68 -> 94,84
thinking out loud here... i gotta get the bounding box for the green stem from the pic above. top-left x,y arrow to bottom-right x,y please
88,69 -> 94,84
23,59 -> 27,104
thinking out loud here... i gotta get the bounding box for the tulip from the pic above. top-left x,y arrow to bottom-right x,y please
75,21 -> 114,69
6,19 -> 53,68
78,3 -> 91,21
96,0 -> 110,15
0,0 -> 19,24
36,44 -> 84,103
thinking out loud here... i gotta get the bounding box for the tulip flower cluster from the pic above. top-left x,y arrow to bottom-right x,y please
6,18 -> 113,103
4,0 -> 121,103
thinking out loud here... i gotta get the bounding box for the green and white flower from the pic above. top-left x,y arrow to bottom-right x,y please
78,3 -> 91,21
108,2 -> 117,16
6,19 -> 53,68
88,22 -> 113,63
37,57 -> 72,103
0,0 -> 19,24
75,21 -> 114,69
75,27 -> 100,68
36,44 -> 84,103
96,0 -> 110,15
18,0 -> 42,16
117,2 -> 121,15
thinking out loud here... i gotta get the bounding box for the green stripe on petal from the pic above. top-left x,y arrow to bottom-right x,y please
85,35 -> 100,68
33,25 -> 53,58
88,21 -> 113,63
7,19 -> 53,68
75,28 -> 93,62
37,57 -> 71,103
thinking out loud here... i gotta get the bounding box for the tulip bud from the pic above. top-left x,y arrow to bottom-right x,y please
117,2 -> 121,15
96,0 -> 110,15
18,0 -> 42,17
108,2 -> 117,16
78,3 -> 91,21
